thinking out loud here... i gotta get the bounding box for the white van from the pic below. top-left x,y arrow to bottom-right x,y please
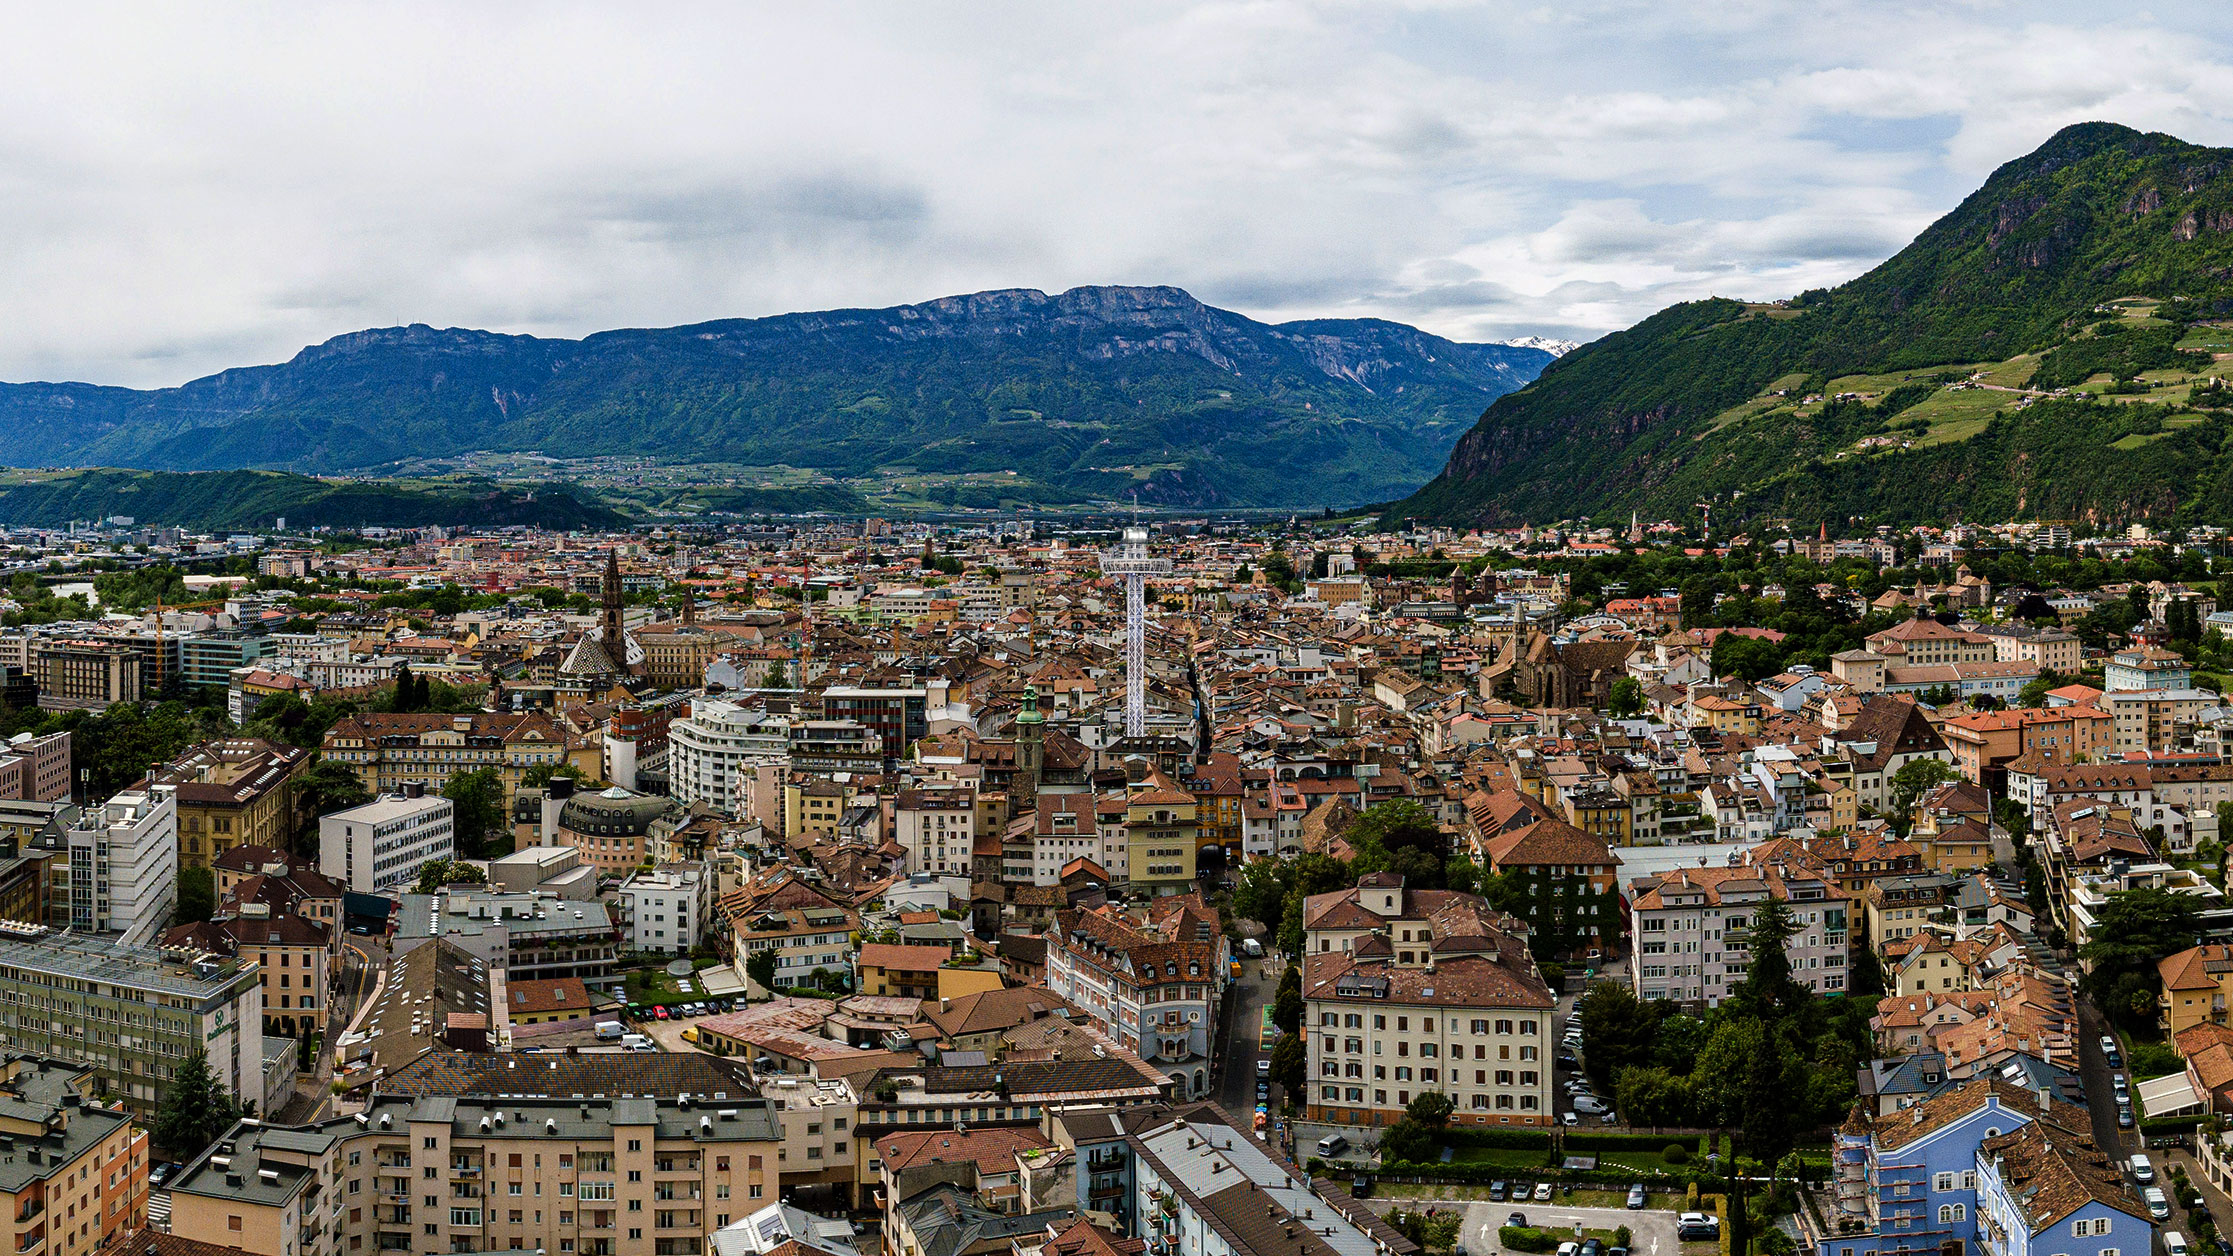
2165,1233 -> 2189,1256
2130,1153 -> 2155,1184
1316,1134 -> 1349,1157
1241,938 -> 1264,958
620,1033 -> 656,1052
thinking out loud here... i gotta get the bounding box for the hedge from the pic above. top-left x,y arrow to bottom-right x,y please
1438,1128 -> 1713,1153
1502,1228 -> 1559,1253
1379,1158 -> 1692,1188
2141,1114 -> 2207,1136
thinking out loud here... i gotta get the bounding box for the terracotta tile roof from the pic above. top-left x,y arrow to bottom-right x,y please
1978,1119 -> 2148,1230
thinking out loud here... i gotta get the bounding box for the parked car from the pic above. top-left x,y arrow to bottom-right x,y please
1627,1184 -> 1648,1209
2117,1106 -> 2134,1129
2101,1035 -> 2124,1068
1507,1213 -> 1528,1229
653,1006 -> 669,1020
1489,1181 -> 1508,1202
1579,1240 -> 1601,1256
1316,1134 -> 1349,1157
1556,1244 -> 1578,1256
1560,1113 -> 1579,1127
1677,1214 -> 1720,1242
1256,1058 -> 1270,1076
1256,1081 -> 1269,1100
1532,1183 -> 1552,1202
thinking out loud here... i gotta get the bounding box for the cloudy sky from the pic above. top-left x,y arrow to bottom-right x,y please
5,0 -> 2232,386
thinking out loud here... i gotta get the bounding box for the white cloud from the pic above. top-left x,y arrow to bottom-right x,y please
0,0 -> 2226,384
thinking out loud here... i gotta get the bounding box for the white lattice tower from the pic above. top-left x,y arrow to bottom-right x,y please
1101,525 -> 1170,738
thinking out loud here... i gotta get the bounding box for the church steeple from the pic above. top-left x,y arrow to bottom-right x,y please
1016,685 -> 1045,801
601,547 -> 624,643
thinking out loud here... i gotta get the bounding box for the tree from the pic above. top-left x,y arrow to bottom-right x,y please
414,860 -> 486,894
523,762 -> 590,789
442,767 -> 507,860
1269,1028 -> 1305,1094
1730,899 -> 1805,1021
1608,676 -> 1645,719
1380,1116 -> 1434,1165
172,865 -> 215,926
1613,1065 -> 1695,1128
1577,980 -> 1657,1089
1344,801 -> 1452,889
2018,670 -> 2062,708
1890,759 -> 1959,816
294,759 -> 372,832
1405,1090 -> 1454,1129
1711,632 -> 1785,682
1272,965 -> 1302,1035
2079,887 -> 2204,1030
1233,857 -> 1292,943
153,1048 -> 241,1157
745,947 -> 779,995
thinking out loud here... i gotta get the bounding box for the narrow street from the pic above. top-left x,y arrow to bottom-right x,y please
1216,956 -> 1276,1117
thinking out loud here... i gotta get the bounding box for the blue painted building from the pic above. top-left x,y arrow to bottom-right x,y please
1975,1122 -> 2150,1256
1824,1079 -> 2090,1256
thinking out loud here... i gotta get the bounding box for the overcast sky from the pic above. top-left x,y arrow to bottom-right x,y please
5,1 -> 2233,387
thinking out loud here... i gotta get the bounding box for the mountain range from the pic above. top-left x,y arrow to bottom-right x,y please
1394,122 -> 2233,530
0,287 -> 1558,512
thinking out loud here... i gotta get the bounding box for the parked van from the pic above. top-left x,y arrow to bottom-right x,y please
1241,938 -> 1264,958
1316,1134 -> 1349,1157
681,1027 -> 700,1045
620,1034 -> 656,1052
2130,1153 -> 2155,1184
2165,1233 -> 2190,1256
593,1021 -> 624,1041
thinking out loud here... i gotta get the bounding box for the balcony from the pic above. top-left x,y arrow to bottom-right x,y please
15,1231 -> 40,1255
16,1200 -> 41,1223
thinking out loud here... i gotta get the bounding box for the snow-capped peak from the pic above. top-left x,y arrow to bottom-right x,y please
1497,335 -> 1580,356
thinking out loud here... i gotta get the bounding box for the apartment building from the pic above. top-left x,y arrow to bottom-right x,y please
894,789 -> 976,876
556,787 -> 682,875
319,793 -> 456,894
0,926 -> 263,1115
167,1089 -> 785,1256
2102,687 -> 2216,754
617,865 -> 711,955
2159,944 -> 2233,1036
142,738 -> 310,869
163,895 -> 333,1041
0,732 -> 70,804
395,891 -> 621,990
1628,860 -> 1853,1006
817,688 -> 926,768
1125,1104 -> 1416,1256
665,700 -> 790,811
635,621 -> 725,690
1121,772 -> 1199,894
718,872 -> 859,994
34,641 -> 139,712
0,1055 -> 148,1256
321,712 -> 569,812
1865,619 -> 1994,666
67,788 -> 178,947
1043,897 -> 1226,1100
1299,874 -> 1556,1127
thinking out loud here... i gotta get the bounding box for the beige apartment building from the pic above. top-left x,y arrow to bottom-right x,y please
168,1088 -> 785,1256
1300,873 -> 1557,1127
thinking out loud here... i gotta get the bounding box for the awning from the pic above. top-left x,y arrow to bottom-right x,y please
2138,1072 -> 2203,1118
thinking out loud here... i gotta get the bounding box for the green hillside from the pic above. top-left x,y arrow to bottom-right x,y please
0,469 -> 623,532
1393,122 -> 2233,529
0,287 -> 1556,511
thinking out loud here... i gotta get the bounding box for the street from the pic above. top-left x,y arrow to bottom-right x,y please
2073,990 -> 2135,1159
1217,957 -> 1275,1117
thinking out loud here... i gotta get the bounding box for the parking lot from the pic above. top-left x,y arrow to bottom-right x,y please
1459,1201 -> 1705,1256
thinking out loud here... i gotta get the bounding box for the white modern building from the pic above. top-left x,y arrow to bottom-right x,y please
67,786 -> 178,946
319,792 -> 457,893
668,699 -> 791,810
617,863 -> 712,954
